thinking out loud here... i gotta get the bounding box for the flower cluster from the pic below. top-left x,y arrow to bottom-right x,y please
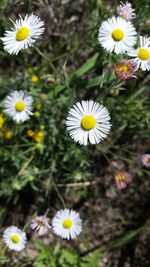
0,1 -> 149,255
26,129 -> 44,143
3,209 -> 82,251
2,90 -> 111,145
98,2 -> 150,76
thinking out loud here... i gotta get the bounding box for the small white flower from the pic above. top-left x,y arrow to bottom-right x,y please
4,90 -> 33,122
52,209 -> 82,240
117,2 -> 135,21
3,226 -> 27,251
66,100 -> 111,146
31,215 -> 51,235
127,36 -> 150,71
98,16 -> 137,54
1,14 -> 45,55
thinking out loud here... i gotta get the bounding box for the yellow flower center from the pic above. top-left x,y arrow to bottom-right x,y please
15,101 -> 26,112
31,75 -> 39,83
118,65 -> 129,73
146,158 -> 150,163
143,156 -> 150,164
112,29 -> 124,41
117,174 -> 124,182
63,219 -> 73,229
37,220 -> 45,227
10,234 -> 21,244
81,115 -> 96,130
138,48 -> 150,61
16,27 -> 30,41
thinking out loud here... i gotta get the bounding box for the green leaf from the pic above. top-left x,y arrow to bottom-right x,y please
81,249 -> 101,267
79,73 -> 115,89
69,53 -> 100,82
48,53 -> 100,98
107,225 -> 148,250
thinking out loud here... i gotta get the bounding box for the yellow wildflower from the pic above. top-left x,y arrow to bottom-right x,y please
36,103 -> 42,110
26,129 -> 34,137
3,129 -> 13,140
33,130 -> 44,143
0,114 -> 4,128
31,75 -> 39,83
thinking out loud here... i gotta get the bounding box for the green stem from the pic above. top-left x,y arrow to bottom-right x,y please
24,0 -> 29,13
23,211 -> 37,231
35,47 -> 57,75
52,180 -> 66,208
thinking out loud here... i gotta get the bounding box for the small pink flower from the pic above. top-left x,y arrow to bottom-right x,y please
117,2 -> 135,21
141,154 -> 150,168
31,215 -> 51,235
115,172 -> 129,189
114,59 -> 138,80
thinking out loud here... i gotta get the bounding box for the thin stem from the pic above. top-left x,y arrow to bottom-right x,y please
5,143 -> 35,148
52,179 -> 66,208
24,0 -> 29,13
35,47 -> 57,75
57,180 -> 97,188
16,153 -> 35,177
35,47 -> 73,92
23,211 -> 37,231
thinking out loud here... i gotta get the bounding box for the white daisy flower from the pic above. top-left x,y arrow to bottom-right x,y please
4,90 -> 33,122
31,215 -> 51,236
52,209 -> 82,240
66,100 -> 111,146
98,16 -> 137,54
127,36 -> 150,71
3,226 -> 27,251
1,14 -> 45,55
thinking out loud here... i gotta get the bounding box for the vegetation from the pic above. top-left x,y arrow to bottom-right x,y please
0,0 -> 150,266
